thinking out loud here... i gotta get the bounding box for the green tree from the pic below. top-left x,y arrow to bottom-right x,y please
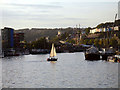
88,39 -> 94,45
97,23 -> 105,28
84,39 -> 89,45
66,39 -> 75,44
60,32 -> 69,40
94,39 -> 99,47
30,37 -> 50,49
109,38 -> 118,48
99,39 -> 103,47
103,38 -> 109,48
85,27 -> 91,35
51,36 -> 59,42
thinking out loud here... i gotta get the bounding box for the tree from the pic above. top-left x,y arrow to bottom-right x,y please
94,39 -> 99,47
99,39 -> 103,47
97,23 -> 105,28
103,38 -> 109,48
85,27 -> 91,35
88,39 -> 94,45
66,39 -> 75,44
60,32 -> 69,40
84,39 -> 89,45
51,36 -> 59,42
30,37 -> 50,49
109,38 -> 118,48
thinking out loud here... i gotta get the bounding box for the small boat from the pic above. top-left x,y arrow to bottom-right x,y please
115,55 -> 120,63
101,47 -> 116,60
4,49 -> 20,57
85,46 -> 100,60
47,43 -> 58,61
107,56 -> 118,63
107,55 -> 120,63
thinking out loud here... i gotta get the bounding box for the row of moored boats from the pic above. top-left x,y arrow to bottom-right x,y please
85,46 -> 120,63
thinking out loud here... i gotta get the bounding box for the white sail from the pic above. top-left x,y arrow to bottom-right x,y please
50,44 -> 54,57
53,46 -> 56,57
50,43 -> 56,57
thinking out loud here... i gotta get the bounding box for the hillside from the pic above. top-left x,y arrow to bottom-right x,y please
15,28 -> 74,42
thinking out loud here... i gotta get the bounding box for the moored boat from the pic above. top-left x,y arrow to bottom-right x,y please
107,55 -> 120,63
101,47 -> 116,60
85,46 -> 100,60
4,49 -> 20,57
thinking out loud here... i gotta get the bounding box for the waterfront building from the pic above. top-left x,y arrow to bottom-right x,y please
2,27 -> 14,49
14,32 -> 24,49
0,29 -> 2,57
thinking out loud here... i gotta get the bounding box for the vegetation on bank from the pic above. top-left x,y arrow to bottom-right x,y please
16,20 -> 120,50
25,30 -> 120,50
80,37 -> 120,48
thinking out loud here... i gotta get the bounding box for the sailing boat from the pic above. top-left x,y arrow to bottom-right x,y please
47,43 -> 58,61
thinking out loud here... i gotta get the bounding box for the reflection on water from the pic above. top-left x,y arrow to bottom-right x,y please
50,61 -> 57,64
2,52 -> 118,88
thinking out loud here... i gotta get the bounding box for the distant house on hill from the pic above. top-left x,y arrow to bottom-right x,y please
90,28 -> 97,33
90,26 -> 119,34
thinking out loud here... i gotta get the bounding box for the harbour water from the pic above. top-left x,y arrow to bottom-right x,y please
1,52 -> 118,88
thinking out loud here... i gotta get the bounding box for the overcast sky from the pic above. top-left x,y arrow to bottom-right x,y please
0,0 -> 119,29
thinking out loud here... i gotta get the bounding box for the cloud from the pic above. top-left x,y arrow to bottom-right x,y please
1,3 -> 63,17
2,3 -> 63,9
1,1 -> 118,29
1,2 -> 63,21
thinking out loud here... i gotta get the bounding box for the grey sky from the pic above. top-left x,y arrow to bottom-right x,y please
0,0 -> 119,29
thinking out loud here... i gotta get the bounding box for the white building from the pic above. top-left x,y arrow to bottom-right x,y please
90,28 -> 97,33
90,27 -> 118,34
114,26 -> 119,31
90,28 -> 103,33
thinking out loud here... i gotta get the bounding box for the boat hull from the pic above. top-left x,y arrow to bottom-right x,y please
101,53 -> 115,60
85,53 -> 100,60
101,54 -> 109,60
108,60 -> 115,62
47,58 -> 58,61
107,56 -> 118,63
